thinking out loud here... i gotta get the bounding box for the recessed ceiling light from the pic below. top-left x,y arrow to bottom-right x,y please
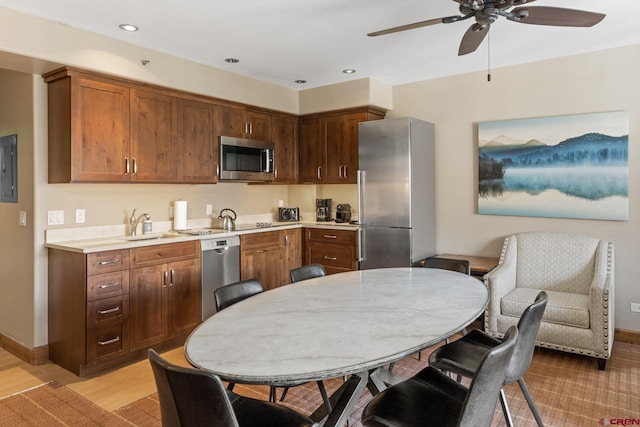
118,24 -> 139,32
342,69 -> 356,74
294,80 -> 307,84
225,58 -> 240,64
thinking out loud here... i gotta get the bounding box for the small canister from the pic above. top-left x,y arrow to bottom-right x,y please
143,219 -> 153,234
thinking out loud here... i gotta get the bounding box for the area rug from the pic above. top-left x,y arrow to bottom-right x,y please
0,381 -> 131,426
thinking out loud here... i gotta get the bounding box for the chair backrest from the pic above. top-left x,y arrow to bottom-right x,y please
458,326 -> 518,427
214,279 -> 264,312
290,263 -> 326,283
514,231 -> 602,294
422,257 -> 471,275
506,291 -> 548,383
148,349 -> 239,427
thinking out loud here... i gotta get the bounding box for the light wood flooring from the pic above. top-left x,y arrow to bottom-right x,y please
0,346 -> 189,412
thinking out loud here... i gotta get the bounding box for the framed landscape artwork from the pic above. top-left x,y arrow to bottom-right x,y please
478,111 -> 629,221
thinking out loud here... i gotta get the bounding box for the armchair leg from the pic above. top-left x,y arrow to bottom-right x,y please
518,378 -> 544,427
597,358 -> 607,370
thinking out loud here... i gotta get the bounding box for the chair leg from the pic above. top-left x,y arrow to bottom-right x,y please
597,358 -> 607,370
279,386 -> 290,402
227,382 -> 235,391
499,388 -> 515,427
518,378 -> 544,426
317,380 -> 332,414
269,386 -> 277,403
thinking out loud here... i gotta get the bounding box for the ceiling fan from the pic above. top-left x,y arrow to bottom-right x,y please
368,0 -> 606,56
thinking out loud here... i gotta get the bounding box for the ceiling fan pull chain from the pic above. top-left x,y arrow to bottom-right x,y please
487,28 -> 491,82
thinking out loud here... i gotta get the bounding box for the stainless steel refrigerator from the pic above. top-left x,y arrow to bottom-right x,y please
357,117 -> 435,269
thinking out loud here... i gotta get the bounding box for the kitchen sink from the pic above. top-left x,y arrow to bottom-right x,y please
119,233 -> 170,241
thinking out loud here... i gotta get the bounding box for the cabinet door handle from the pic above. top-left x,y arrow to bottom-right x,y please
163,270 -> 168,288
170,269 -> 175,287
257,249 -> 269,253
125,157 -> 130,175
323,256 -> 337,261
249,122 -> 253,135
133,158 -> 138,175
344,165 -> 348,178
98,258 -> 120,265
339,165 -> 344,179
98,306 -> 120,315
317,167 -> 322,180
98,282 -> 120,289
98,336 -> 120,346
284,235 -> 289,246
323,235 -> 337,239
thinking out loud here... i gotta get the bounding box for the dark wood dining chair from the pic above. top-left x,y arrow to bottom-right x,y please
429,291 -> 548,427
148,349 -> 318,427
421,256 -> 471,275
361,326 -> 519,427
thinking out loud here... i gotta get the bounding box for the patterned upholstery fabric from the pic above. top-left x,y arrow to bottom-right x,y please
485,231 -> 615,362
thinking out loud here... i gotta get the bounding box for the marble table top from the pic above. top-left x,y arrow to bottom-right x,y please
185,267 -> 488,386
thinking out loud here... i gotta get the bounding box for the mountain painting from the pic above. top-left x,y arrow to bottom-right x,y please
478,111 -> 629,221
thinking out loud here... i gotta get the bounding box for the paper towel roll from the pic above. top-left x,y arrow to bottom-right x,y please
173,200 -> 188,230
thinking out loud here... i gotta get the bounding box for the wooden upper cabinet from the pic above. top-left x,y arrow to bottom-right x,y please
47,75 -> 130,182
130,88 -> 178,182
176,99 -> 217,183
298,107 -> 385,184
272,114 -> 298,184
217,104 -> 273,141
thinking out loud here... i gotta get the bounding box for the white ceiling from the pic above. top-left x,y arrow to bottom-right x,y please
1,0 -> 639,89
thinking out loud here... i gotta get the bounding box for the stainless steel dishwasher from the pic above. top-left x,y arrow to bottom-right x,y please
201,235 -> 240,320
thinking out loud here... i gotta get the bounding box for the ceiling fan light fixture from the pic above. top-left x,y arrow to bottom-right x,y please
118,24 -> 139,32
225,58 -> 240,64
294,79 -> 307,84
342,69 -> 356,74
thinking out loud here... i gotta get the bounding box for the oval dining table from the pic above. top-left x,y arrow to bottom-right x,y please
185,267 -> 488,426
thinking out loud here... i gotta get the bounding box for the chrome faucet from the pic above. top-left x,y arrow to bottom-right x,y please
129,209 -> 150,236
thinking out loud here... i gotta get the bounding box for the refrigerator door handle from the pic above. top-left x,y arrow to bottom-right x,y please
357,170 -> 365,224
357,227 -> 364,262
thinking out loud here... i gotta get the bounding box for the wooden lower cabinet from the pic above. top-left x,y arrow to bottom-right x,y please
304,228 -> 358,274
48,241 -> 201,376
240,228 -> 301,290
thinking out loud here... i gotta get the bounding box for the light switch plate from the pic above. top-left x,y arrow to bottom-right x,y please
18,211 -> 27,227
206,204 -> 213,216
76,208 -> 85,224
47,210 -> 64,226
631,303 -> 640,313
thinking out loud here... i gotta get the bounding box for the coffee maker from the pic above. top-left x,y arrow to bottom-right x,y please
316,199 -> 332,221
335,203 -> 351,223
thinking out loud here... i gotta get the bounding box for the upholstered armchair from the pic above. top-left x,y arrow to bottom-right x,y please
484,231 -> 614,369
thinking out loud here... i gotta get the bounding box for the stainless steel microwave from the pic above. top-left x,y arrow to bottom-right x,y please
218,136 -> 275,182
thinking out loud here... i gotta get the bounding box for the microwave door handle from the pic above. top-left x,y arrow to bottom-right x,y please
262,149 -> 272,173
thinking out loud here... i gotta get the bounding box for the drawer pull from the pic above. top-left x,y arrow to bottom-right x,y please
323,256 -> 337,261
98,282 -> 120,289
98,336 -> 120,346
323,235 -> 337,239
98,258 -> 120,265
98,307 -> 120,315
257,249 -> 270,253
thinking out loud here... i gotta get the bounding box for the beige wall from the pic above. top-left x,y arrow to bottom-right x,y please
390,44 -> 640,331
0,69 -> 35,346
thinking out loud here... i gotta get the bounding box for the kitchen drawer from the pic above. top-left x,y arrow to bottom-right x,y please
306,228 -> 356,245
131,241 -> 200,267
87,271 -> 129,301
87,250 -> 130,275
240,230 -> 282,251
87,295 -> 129,326
307,243 -> 356,270
87,321 -> 129,363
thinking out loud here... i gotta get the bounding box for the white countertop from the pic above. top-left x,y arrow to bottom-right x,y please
44,221 -> 359,253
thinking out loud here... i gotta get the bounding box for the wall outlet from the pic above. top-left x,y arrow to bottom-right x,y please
278,200 -> 284,207
18,211 -> 27,227
206,204 -> 213,216
47,210 -> 64,226
631,303 -> 640,313
75,208 -> 85,224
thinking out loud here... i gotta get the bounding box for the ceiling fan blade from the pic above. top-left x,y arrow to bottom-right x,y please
368,16 -> 450,37
510,6 -> 605,27
458,24 -> 489,55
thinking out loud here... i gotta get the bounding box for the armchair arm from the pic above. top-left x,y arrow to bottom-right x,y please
484,235 -> 518,333
588,240 -> 615,358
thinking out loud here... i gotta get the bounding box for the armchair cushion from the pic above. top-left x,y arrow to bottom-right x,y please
501,288 -> 590,329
